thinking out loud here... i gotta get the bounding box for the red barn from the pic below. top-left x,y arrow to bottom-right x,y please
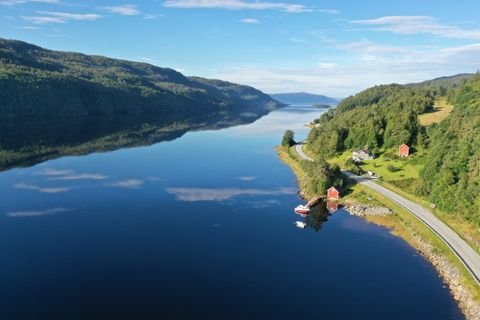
399,144 -> 410,157
327,187 -> 340,200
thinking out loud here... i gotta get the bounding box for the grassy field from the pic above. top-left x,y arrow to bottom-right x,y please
360,158 -> 421,180
275,146 -> 312,198
327,148 -> 424,181
418,97 -> 454,126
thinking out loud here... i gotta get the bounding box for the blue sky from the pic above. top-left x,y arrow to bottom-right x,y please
1,0 -> 480,96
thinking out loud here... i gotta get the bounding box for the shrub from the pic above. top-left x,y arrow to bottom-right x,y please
281,130 -> 296,147
387,164 -> 399,172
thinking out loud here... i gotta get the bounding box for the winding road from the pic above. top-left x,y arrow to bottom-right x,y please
294,143 -> 480,286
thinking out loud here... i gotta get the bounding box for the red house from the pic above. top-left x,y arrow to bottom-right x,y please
399,144 -> 410,157
327,187 -> 340,200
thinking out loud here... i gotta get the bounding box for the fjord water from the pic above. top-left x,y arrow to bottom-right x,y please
0,106 -> 463,319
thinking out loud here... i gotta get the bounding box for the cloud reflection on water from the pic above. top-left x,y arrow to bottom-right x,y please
34,168 -> 108,181
236,176 -> 257,181
108,179 -> 144,189
166,187 -> 296,202
228,107 -> 323,137
34,168 -> 75,176
49,173 -> 108,181
14,183 -> 70,193
7,207 -> 73,218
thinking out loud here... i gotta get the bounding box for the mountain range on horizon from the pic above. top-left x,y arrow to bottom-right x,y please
269,92 -> 340,106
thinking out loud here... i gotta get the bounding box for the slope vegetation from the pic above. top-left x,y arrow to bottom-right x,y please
0,38 -> 282,117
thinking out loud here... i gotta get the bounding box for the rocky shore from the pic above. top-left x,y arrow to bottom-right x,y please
345,204 -> 392,217
414,237 -> 480,320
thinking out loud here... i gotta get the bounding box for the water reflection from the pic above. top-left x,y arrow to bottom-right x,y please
166,187 -> 296,202
229,106 -> 322,137
0,109 -> 271,172
14,182 -> 70,194
297,201 -> 342,232
7,207 -> 73,218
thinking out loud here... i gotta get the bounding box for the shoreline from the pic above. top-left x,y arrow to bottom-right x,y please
276,145 -> 480,320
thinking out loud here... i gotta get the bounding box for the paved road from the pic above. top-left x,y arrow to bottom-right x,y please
294,143 -> 480,286
294,143 -> 312,161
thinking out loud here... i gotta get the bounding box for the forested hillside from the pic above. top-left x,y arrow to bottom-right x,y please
306,73 -> 480,227
0,38 -> 282,117
307,84 -> 436,158
419,76 -> 480,224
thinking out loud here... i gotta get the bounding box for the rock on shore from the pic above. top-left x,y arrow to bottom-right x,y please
345,205 -> 392,217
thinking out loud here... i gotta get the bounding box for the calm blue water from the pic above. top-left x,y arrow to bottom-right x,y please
0,106 -> 463,319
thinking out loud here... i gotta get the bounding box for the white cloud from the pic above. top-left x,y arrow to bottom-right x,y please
164,0 -> 312,13
352,16 -> 480,40
317,9 -> 339,14
23,16 -> 65,23
144,14 -> 165,19
103,4 -> 140,16
139,56 -> 156,63
7,207 -> 72,218
333,39 -> 410,54
240,18 -> 259,24
317,62 -> 338,69
108,179 -> 144,189
15,182 -> 70,193
289,37 -> 306,43
166,187 -> 296,201
1,0 -> 58,5
208,41 -> 480,97
17,26 -> 41,29
23,11 -> 102,24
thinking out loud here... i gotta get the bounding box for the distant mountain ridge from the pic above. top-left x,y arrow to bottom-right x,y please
408,73 -> 474,89
270,92 -> 339,106
0,38 -> 283,117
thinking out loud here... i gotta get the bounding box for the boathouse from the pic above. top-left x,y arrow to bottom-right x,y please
327,187 -> 340,200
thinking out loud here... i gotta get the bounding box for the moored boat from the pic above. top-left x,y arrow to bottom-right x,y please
294,204 -> 310,214
294,221 -> 307,229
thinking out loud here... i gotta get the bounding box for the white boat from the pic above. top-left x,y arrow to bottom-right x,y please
294,204 -> 310,214
294,221 -> 307,229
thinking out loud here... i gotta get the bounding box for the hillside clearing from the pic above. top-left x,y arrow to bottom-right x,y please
419,98 -> 454,126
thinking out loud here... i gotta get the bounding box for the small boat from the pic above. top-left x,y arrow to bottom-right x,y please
294,221 -> 307,229
294,204 -> 310,214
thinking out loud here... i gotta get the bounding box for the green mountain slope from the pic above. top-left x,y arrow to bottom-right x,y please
0,38 -> 282,117
419,76 -> 480,223
307,83 -> 435,158
306,73 -> 480,227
